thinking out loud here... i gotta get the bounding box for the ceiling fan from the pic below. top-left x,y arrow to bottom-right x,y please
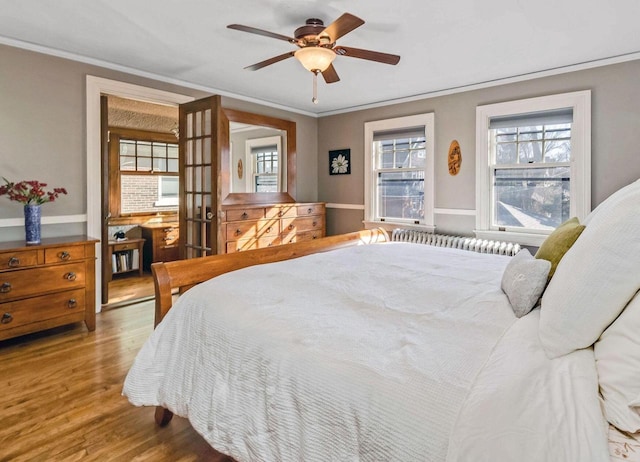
227,13 -> 400,103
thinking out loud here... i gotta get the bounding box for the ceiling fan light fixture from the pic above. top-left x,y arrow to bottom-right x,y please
294,47 -> 336,72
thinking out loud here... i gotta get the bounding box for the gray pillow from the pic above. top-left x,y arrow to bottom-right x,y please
501,249 -> 551,318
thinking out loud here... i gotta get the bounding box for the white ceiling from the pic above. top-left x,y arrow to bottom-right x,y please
1,0 -> 639,116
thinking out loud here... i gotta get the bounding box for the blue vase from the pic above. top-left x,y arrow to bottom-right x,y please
24,204 -> 42,245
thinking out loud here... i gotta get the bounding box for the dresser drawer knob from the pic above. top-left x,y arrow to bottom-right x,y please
64,272 -> 77,281
278,211 -> 283,217
60,251 -> 71,261
241,212 -> 248,219
0,282 -> 11,293
288,224 -> 294,231
67,299 -> 78,308
235,229 -> 242,236
312,234 -> 318,240
8,257 -> 20,268
307,207 -> 313,214
266,227 -> 272,233
1,312 -> 12,324
312,221 -> 318,227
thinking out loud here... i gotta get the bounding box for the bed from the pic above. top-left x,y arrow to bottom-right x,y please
124,179 -> 640,462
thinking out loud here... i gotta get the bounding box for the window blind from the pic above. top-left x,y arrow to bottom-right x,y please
489,108 -> 573,130
373,126 -> 425,142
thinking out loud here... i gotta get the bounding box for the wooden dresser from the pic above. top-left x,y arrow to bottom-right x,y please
0,236 -> 97,341
140,223 -> 180,270
221,202 -> 325,253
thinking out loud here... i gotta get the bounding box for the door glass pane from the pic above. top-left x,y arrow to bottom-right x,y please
195,111 -> 202,137
204,109 -> 211,136
203,137 -> 211,164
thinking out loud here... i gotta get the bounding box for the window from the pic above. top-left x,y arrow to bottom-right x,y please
364,113 -> 435,231
155,176 -> 179,206
476,91 -> 591,246
109,128 -> 180,216
245,136 -> 282,193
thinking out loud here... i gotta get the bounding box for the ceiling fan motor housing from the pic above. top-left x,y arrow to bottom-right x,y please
295,18 -> 329,45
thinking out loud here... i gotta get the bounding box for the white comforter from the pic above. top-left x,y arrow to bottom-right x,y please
123,242 -> 609,461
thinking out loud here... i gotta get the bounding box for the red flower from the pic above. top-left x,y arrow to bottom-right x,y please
0,178 -> 68,205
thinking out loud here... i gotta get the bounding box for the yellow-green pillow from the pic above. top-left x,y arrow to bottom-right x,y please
535,217 -> 585,280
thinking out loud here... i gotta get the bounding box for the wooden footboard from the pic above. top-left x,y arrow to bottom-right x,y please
149,228 -> 388,426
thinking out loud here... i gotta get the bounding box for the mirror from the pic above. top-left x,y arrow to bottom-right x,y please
221,108 -> 296,205
229,123 -> 287,194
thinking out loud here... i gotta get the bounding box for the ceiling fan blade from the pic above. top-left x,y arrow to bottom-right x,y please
321,64 -> 340,84
321,13 -> 364,42
245,52 -> 295,71
334,46 -> 400,65
227,24 -> 298,44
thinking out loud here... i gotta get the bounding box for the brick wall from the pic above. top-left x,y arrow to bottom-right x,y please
121,175 -> 178,214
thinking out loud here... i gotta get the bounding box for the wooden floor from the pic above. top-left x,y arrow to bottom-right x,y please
0,301 -> 234,461
107,272 -> 156,308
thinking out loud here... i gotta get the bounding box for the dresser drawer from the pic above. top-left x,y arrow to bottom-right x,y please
0,249 -> 39,270
44,245 -> 85,264
227,236 -> 281,253
297,204 -> 324,216
0,262 -> 86,302
265,205 -> 297,219
281,216 -> 324,233
160,227 -> 179,247
0,288 -> 85,332
155,245 -> 180,263
226,208 -> 265,222
296,230 -> 323,242
226,219 -> 279,241
111,241 -> 140,252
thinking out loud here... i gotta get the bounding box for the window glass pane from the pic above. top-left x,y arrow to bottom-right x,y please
410,149 -> 426,168
493,167 -> 570,230
137,142 -> 152,157
120,156 -> 136,171
255,174 -> 278,193
377,170 -> 424,220
518,142 -> 543,163
159,176 -> 179,199
137,157 -> 152,171
496,133 -> 517,143
168,145 -> 178,158
545,125 -> 571,139
167,158 -> 179,173
153,157 -> 167,172
544,139 -> 571,163
120,141 -> 135,155
395,150 -> 409,168
153,144 -> 167,158
496,143 -> 517,164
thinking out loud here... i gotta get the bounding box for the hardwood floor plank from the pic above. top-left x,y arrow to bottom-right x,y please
0,301 -> 231,461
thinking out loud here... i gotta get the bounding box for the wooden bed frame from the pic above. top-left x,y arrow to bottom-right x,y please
149,228 -> 389,426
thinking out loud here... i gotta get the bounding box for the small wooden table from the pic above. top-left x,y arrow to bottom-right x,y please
107,238 -> 145,281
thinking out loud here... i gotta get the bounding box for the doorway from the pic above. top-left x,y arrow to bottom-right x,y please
86,76 -> 194,310
104,96 -> 180,307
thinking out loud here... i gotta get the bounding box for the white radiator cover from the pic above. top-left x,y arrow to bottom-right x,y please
391,229 -> 521,257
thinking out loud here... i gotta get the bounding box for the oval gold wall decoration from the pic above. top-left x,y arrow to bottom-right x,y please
448,140 -> 462,176
237,158 -> 243,179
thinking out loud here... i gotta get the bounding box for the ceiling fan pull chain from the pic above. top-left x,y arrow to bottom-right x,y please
312,70 -> 318,104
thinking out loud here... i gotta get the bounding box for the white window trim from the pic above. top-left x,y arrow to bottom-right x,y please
245,136 -> 282,193
475,90 -> 591,247
364,113 -> 435,232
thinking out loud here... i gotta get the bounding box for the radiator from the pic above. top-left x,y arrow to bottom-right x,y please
391,229 -> 521,257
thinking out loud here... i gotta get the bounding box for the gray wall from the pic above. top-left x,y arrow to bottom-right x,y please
0,44 -> 317,242
318,59 -> 640,236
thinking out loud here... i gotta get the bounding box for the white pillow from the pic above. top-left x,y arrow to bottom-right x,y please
539,178 -> 640,358
501,249 -> 550,318
594,290 -> 640,432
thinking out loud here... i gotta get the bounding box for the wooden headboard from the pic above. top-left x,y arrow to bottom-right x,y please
150,228 -> 389,326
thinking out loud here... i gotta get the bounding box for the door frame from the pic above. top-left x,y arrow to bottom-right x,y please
86,76 -> 193,311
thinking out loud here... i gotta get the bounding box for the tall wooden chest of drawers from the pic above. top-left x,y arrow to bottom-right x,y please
0,236 -> 97,341
140,223 -> 180,270
221,202 -> 325,253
